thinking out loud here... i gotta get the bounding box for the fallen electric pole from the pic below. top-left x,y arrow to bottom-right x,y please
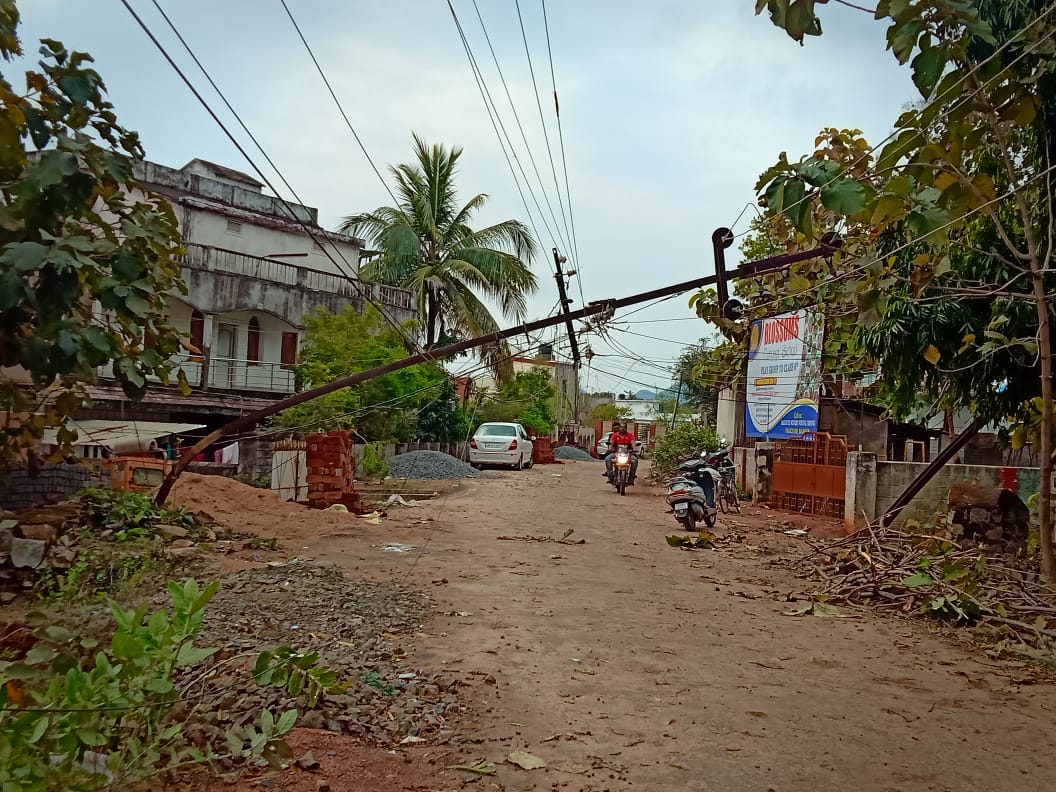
154,240 -> 840,504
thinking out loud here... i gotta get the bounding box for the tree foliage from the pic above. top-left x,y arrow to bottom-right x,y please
588,402 -> 631,422
477,367 -> 556,434
275,306 -> 447,442
650,422 -> 720,482
341,134 -> 539,382
751,0 -> 1056,578
0,2 -> 186,469
416,377 -> 472,442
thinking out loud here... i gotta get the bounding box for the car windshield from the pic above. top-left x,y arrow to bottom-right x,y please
478,425 -> 517,437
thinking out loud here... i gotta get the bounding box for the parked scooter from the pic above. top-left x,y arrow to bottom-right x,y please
665,452 -> 720,531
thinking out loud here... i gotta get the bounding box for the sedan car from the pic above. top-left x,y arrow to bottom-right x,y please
469,422 -> 534,469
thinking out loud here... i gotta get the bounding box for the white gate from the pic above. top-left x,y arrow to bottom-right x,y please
271,440 -> 307,502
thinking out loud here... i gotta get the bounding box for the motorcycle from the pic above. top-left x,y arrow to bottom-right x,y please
665,452 -> 720,531
608,443 -> 634,496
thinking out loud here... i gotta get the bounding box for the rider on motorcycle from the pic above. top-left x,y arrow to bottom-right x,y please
604,422 -> 639,484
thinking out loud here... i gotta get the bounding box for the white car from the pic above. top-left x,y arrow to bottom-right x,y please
469,422 -> 534,469
597,437 -> 644,457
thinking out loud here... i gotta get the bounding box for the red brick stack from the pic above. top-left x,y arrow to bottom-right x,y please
306,430 -> 356,509
531,436 -> 556,465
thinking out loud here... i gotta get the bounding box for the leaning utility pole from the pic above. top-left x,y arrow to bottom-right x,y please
154,239 -> 841,504
552,248 -> 581,424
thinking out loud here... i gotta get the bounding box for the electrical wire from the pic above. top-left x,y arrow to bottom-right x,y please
514,0 -> 575,271
540,0 -> 583,303
444,0 -> 559,261
469,0 -> 571,260
120,0 -> 421,353
277,0 -> 408,219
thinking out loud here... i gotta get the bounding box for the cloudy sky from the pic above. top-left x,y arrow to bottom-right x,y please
20,0 -> 915,395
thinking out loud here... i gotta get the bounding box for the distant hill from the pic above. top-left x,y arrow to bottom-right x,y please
629,388 -> 677,401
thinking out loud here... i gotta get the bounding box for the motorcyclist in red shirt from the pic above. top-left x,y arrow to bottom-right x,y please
604,422 -> 639,484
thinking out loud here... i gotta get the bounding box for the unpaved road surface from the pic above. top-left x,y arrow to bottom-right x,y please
201,461 -> 1056,791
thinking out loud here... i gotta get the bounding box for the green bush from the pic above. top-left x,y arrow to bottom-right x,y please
650,423 -> 720,481
360,443 -> 390,479
0,580 -> 337,790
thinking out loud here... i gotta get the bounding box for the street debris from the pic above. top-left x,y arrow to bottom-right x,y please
385,494 -> 421,507
507,750 -> 547,770
382,542 -> 416,553
784,602 -> 854,618
793,522 -> 1056,659
497,528 -> 584,545
387,451 -> 481,480
186,563 -> 467,746
666,531 -> 718,550
448,759 -> 496,776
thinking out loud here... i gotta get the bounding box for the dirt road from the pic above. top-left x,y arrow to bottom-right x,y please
197,461 -> 1056,791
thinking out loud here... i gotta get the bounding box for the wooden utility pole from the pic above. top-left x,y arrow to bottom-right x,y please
552,248 -> 581,424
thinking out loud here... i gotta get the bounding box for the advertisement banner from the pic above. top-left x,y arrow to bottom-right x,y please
745,309 -> 823,439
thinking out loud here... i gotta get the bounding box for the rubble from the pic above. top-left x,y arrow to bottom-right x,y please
187,563 -> 466,746
553,445 -> 596,462
387,450 -> 481,480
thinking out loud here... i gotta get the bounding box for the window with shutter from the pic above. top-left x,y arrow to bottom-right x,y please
247,316 -> 261,366
190,310 -> 205,361
281,331 -> 298,369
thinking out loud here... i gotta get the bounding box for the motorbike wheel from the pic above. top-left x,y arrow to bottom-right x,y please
717,485 -> 729,514
617,470 -> 627,496
703,509 -> 717,528
680,513 -> 696,532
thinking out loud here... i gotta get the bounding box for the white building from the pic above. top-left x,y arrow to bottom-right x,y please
85,158 -> 415,424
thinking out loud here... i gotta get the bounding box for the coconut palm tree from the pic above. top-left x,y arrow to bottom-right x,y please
340,134 -> 538,381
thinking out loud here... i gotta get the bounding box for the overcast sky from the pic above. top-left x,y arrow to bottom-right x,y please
20,0 -> 915,395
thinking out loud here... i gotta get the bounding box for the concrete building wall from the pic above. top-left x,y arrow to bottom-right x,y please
844,451 -> 1047,530
0,463 -> 110,511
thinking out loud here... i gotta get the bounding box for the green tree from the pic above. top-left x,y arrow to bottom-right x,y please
479,367 -> 556,434
0,2 -> 186,469
275,306 -> 446,442
416,378 -> 471,442
753,0 -> 1056,578
589,403 -> 631,422
340,135 -> 539,382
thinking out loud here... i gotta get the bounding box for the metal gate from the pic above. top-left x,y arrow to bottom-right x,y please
771,433 -> 848,518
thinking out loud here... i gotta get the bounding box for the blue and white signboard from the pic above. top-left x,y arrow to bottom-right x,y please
745,309 -> 823,439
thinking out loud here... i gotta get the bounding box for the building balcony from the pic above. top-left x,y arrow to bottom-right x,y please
178,243 -> 414,314
98,353 -> 295,396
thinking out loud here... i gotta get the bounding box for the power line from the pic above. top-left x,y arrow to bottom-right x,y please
513,0 -> 575,273
121,0 -> 420,353
469,0 -> 571,260
444,0 -> 561,260
540,0 -> 583,303
277,0 -> 407,218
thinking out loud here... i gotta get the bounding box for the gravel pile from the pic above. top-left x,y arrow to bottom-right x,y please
387,450 -> 480,479
554,445 -> 597,462
176,563 -> 467,751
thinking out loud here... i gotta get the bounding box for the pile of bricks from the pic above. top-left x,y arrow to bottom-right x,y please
531,436 -> 556,465
306,431 -> 356,509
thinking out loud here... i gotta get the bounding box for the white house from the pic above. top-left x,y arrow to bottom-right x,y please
85,158 -> 416,425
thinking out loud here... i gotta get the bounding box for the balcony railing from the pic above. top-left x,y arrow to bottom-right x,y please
98,354 -> 295,395
179,243 -> 414,310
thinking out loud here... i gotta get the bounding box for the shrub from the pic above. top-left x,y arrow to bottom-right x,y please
650,423 -> 720,481
360,443 -> 389,479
